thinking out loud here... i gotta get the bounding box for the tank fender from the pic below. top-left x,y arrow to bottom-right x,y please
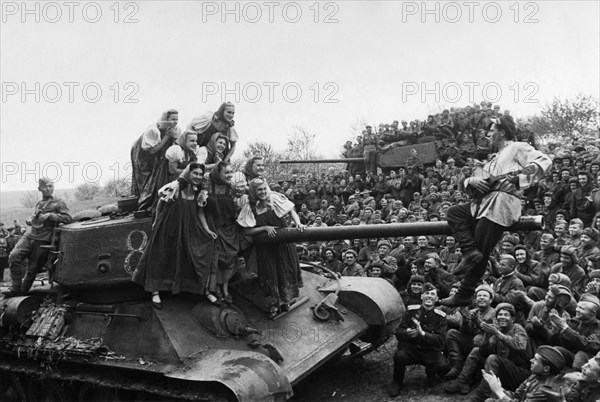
165,349 -> 292,402
318,277 -> 404,326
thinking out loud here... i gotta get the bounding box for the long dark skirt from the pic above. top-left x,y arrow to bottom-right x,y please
255,210 -> 300,308
132,197 -> 214,294
130,135 -> 174,212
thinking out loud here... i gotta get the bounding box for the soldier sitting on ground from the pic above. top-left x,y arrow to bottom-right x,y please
388,283 -> 448,397
482,345 -> 567,402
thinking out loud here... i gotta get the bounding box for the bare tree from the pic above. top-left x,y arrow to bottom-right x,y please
348,117 -> 370,140
75,183 -> 101,201
284,126 -> 323,160
530,94 -> 599,136
20,191 -> 38,208
242,140 -> 284,181
104,177 -> 132,198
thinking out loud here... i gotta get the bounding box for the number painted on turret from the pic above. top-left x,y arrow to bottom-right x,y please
123,229 -> 148,275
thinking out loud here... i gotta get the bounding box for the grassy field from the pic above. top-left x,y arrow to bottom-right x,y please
1,189 -> 120,228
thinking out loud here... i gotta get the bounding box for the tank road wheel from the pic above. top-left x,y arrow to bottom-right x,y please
0,373 -> 26,402
27,378 -> 71,402
78,384 -> 123,402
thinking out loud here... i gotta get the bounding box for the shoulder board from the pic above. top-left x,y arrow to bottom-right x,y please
408,305 -> 420,311
434,308 -> 447,317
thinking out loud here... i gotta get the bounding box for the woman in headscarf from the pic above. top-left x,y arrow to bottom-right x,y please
187,102 -> 238,162
237,178 -> 306,318
131,109 -> 181,212
203,162 -> 241,304
132,162 -> 216,309
165,130 -> 207,181
204,133 -> 229,170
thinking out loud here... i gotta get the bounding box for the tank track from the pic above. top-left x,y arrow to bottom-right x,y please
0,354 -> 234,401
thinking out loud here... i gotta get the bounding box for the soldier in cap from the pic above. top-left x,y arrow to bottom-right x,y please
444,284 -> 496,381
491,255 -> 526,306
548,293 -> 600,369
364,240 -> 397,281
4,178 -> 72,297
525,284 -> 573,348
388,283 -> 448,397
483,345 -> 567,402
578,227 -> 600,268
551,246 -> 586,297
341,249 -> 366,277
542,351 -> 600,402
445,303 -> 532,398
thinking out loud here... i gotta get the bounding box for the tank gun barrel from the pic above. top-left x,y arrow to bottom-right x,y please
279,158 -> 364,164
253,216 -> 544,245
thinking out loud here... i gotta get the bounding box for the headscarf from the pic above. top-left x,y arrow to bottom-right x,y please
158,162 -> 207,206
206,132 -> 229,161
176,130 -> 199,162
209,161 -> 231,186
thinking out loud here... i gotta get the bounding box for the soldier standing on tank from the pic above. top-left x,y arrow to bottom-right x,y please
387,282 -> 448,397
3,178 -> 72,297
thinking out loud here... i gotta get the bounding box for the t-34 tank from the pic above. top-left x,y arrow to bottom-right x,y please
0,215 -> 543,401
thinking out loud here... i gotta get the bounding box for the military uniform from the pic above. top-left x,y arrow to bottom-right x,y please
7,196 -> 71,294
563,381 -> 600,402
393,304 -> 448,386
446,306 -> 495,375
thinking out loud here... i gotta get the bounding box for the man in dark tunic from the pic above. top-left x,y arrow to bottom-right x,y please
4,178 -> 71,296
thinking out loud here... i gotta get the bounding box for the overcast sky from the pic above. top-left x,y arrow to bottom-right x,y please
1,0 -> 599,191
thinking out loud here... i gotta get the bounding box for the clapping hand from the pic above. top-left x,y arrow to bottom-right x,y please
549,309 -> 568,331
480,321 -> 500,336
481,370 -> 503,397
412,317 -> 425,336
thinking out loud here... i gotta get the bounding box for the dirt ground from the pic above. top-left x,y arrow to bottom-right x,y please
292,337 -> 472,402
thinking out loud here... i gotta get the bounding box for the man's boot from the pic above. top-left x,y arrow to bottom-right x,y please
452,249 -> 483,276
445,347 -> 480,394
21,278 -> 35,295
444,330 -> 464,380
2,278 -> 22,297
439,272 -> 480,307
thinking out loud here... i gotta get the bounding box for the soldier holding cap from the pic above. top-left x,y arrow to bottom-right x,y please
4,178 -> 72,297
